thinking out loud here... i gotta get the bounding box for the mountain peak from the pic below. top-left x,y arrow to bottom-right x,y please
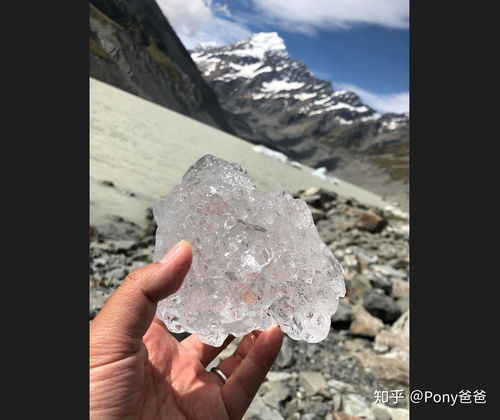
193,32 -> 286,60
191,34 -> 377,125
243,32 -> 286,52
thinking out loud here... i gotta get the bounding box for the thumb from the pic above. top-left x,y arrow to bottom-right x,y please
90,240 -> 192,365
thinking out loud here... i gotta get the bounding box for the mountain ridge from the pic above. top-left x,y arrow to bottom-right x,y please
89,0 -> 233,133
191,32 -> 409,207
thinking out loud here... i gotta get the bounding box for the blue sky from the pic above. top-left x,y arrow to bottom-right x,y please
155,0 -> 409,114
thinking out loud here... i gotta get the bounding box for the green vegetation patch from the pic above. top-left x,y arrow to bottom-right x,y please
146,44 -> 182,81
89,38 -> 113,62
370,155 -> 409,183
89,4 -> 123,30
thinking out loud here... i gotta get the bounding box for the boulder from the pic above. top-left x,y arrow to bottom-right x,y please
391,278 -> 409,300
298,371 -> 329,396
391,311 -> 409,339
357,212 -> 387,233
368,272 -> 393,295
356,351 -> 409,386
331,300 -> 354,329
260,381 -> 291,410
347,274 -> 372,305
244,395 -> 284,420
342,394 -> 374,419
349,306 -> 384,338
372,405 -> 409,420
363,290 -> 402,324
309,206 -> 327,222
374,330 -> 409,354
276,336 -> 295,368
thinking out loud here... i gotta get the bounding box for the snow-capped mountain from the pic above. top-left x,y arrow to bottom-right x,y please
191,32 -> 382,137
191,33 -> 409,207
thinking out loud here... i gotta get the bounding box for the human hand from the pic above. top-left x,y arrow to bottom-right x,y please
90,240 -> 284,419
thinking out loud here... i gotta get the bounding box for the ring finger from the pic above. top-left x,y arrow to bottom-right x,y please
210,330 -> 262,384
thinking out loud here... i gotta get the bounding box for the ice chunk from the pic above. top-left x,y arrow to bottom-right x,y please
153,155 -> 345,346
252,145 -> 288,163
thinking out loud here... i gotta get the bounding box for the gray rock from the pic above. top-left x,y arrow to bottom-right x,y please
374,330 -> 409,354
266,371 -> 294,382
244,395 -> 284,420
349,305 -> 384,338
395,296 -> 409,313
372,406 -> 392,420
100,180 -> 115,187
301,188 -> 338,209
309,206 -> 327,222
260,381 -> 291,409
284,398 -> 300,418
372,265 -> 407,279
368,272 -> 393,295
277,336 -> 295,368
317,188 -> 338,203
391,311 -> 409,339
89,288 -> 112,318
327,379 -> 355,394
333,394 -> 343,412
102,267 -> 128,287
109,239 -> 136,252
298,371 -> 329,396
302,194 -> 322,206
342,254 -> 359,271
342,394 -> 373,419
356,351 -> 409,386
301,414 -> 321,420
301,401 -> 331,417
355,248 -> 378,270
347,274 -> 372,305
130,248 -> 153,262
363,290 -> 402,324
390,278 -> 409,300
357,211 -> 387,233
392,259 -> 408,270
93,257 -> 108,267
331,300 -> 354,328
373,406 -> 409,420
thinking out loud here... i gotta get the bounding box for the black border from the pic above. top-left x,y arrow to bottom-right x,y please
5,0 -> 496,416
410,0 -> 495,417
4,1 -> 89,416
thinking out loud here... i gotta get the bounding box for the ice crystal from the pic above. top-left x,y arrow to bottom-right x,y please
153,155 -> 345,346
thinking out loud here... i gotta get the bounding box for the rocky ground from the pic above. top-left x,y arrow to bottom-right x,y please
90,188 -> 409,420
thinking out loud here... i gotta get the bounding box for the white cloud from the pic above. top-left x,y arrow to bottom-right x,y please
251,0 -> 409,33
338,83 -> 409,114
214,2 -> 232,18
155,0 -> 251,49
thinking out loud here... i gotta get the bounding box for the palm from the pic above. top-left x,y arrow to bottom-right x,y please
139,319 -> 230,419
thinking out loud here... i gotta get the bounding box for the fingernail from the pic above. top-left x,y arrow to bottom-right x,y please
160,240 -> 189,263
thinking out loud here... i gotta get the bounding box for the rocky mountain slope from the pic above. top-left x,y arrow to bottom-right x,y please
89,0 -> 233,132
191,33 -> 409,207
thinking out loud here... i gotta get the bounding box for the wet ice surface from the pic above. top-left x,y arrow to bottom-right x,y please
154,155 -> 345,346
